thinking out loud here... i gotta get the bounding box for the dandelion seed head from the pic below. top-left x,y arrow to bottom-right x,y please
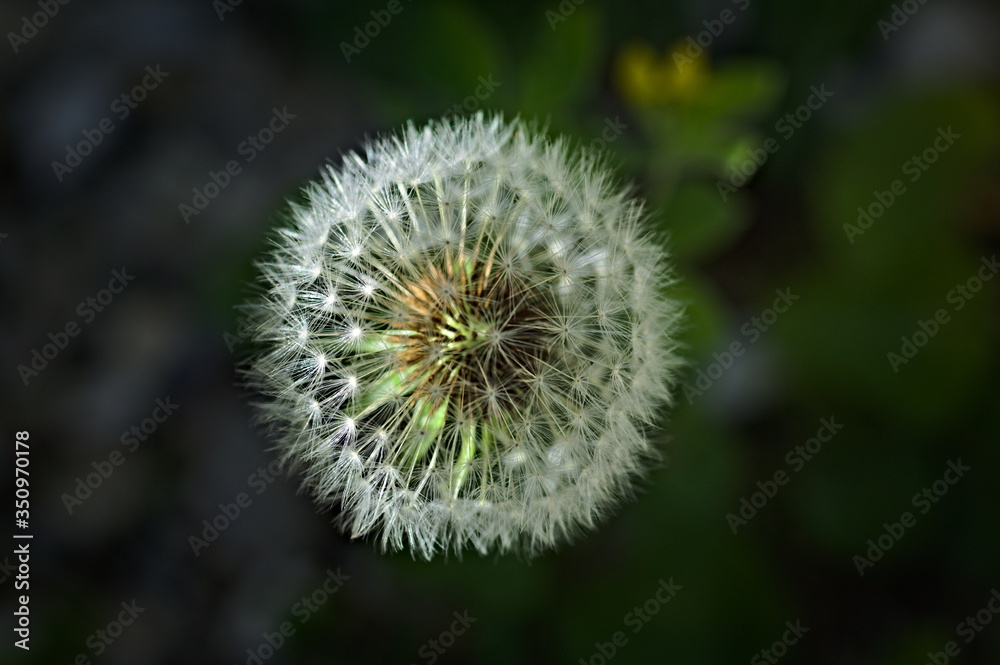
245,114 -> 682,559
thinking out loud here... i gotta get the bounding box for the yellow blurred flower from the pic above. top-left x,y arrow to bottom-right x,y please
616,41 -> 710,106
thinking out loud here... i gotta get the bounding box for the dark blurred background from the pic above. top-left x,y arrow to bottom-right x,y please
2,0 -> 999,663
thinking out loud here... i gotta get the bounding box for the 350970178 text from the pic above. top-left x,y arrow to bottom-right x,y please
13,430 -> 32,650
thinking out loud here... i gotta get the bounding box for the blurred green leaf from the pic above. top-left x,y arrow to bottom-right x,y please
775,87 -> 1000,432
810,88 -> 1000,256
517,6 -> 603,117
671,275 -> 730,360
375,2 -> 508,108
692,60 -> 786,122
658,181 -> 748,260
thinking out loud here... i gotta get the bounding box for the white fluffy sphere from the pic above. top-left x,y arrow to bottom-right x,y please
245,114 -> 682,559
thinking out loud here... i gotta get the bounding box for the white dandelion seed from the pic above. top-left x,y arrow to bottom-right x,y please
244,114 -> 683,559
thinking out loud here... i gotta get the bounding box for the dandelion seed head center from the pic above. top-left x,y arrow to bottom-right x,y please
384,256 -> 551,415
